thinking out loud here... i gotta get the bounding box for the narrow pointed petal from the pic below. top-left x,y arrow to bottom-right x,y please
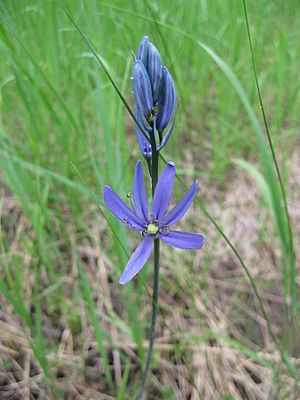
132,160 -> 149,223
160,230 -> 205,250
132,60 -> 153,119
104,186 -> 145,231
119,237 -> 153,284
137,36 -> 150,67
136,128 -> 152,159
134,106 -> 152,159
157,66 -> 176,133
151,161 -> 176,221
156,104 -> 178,151
148,43 -> 162,103
163,181 -> 198,227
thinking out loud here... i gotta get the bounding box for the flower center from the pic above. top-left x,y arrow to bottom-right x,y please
146,223 -> 159,235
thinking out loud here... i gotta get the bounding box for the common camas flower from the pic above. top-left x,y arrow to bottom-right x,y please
104,161 -> 205,284
133,36 -> 176,158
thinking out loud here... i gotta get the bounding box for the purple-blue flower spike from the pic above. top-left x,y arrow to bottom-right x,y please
133,36 -> 176,159
103,160 -> 205,285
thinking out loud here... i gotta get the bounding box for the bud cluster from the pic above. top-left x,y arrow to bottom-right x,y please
132,36 -> 176,158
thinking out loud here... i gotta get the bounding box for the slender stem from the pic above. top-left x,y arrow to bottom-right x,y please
138,240 -> 160,399
137,127 -> 160,399
146,157 -> 152,179
150,134 -> 159,194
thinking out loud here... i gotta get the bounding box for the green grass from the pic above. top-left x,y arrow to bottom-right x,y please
0,0 -> 299,398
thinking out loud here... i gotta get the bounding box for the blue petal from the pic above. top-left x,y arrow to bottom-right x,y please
160,230 -> 205,250
151,161 -> 176,222
104,186 -> 145,231
148,43 -> 162,103
119,237 -> 153,284
156,104 -> 178,151
132,161 -> 149,223
132,60 -> 153,119
156,66 -> 176,133
137,36 -> 150,68
163,181 -> 198,227
134,106 -> 152,159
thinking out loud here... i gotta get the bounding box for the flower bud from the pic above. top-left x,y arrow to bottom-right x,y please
137,36 -> 150,68
156,66 -> 176,133
132,60 -> 153,122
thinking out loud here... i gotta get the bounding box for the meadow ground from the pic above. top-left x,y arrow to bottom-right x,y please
0,1 -> 299,399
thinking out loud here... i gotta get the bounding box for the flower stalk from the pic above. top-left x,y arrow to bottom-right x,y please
137,127 -> 160,399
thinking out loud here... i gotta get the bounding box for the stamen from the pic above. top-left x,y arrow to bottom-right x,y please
127,192 -> 139,216
123,217 -> 131,226
161,226 -> 170,234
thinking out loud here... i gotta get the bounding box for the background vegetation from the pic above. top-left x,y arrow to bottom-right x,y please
0,1 -> 299,399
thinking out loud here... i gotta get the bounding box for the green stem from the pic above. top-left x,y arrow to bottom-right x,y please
137,127 -> 160,399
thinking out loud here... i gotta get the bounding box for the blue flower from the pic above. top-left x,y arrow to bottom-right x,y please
133,36 -> 177,157
104,161 -> 205,284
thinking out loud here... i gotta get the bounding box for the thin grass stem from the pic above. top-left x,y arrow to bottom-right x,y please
242,0 -> 296,315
